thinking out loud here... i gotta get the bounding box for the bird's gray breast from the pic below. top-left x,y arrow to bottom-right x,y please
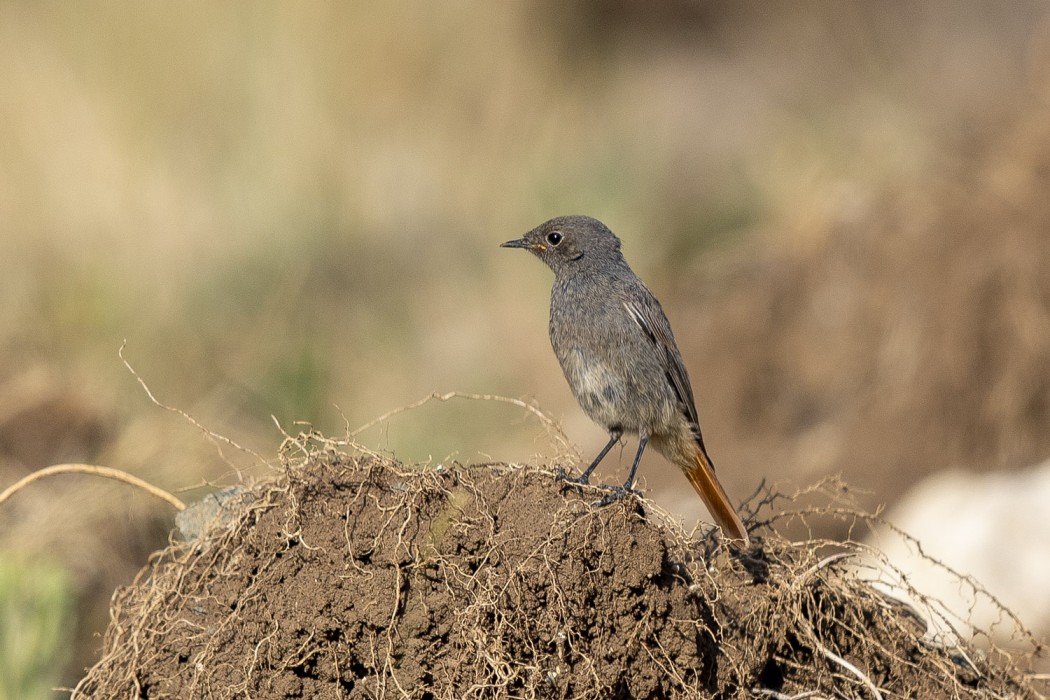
548,274 -> 658,431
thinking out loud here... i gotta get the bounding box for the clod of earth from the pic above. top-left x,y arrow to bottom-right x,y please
74,445 -> 1043,699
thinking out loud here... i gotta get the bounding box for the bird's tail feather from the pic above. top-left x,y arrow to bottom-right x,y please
683,447 -> 750,546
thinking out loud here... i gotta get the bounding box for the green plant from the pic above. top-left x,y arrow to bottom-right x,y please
0,552 -> 75,700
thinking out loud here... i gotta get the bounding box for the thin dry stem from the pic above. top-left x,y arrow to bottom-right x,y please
349,391 -> 579,461
120,340 -> 267,470
0,463 -> 185,511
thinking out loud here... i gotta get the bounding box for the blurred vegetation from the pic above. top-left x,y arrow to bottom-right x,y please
1,0 -> 1049,691
0,554 -> 74,700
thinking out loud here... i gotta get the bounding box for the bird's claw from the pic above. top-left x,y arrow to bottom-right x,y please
590,484 -> 639,507
555,467 -> 590,485
555,468 -> 638,505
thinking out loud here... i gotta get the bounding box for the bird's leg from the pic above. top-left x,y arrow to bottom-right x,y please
560,429 -> 621,484
592,435 -> 648,506
621,434 -> 648,491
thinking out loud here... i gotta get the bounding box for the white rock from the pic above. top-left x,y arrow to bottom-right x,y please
859,460 -> 1050,645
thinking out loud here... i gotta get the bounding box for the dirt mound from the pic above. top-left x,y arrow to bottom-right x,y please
74,441 -> 1043,698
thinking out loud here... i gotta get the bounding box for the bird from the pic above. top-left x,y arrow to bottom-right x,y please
501,215 -> 750,545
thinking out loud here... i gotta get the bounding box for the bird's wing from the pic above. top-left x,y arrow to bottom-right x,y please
621,295 -> 700,428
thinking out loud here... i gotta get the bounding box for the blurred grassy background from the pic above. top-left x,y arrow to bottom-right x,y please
2,1 -> 1050,693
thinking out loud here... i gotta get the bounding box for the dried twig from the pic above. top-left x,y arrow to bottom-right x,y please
119,340 -> 267,468
0,463 -> 185,511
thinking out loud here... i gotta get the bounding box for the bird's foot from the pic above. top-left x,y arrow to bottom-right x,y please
590,483 -> 640,507
554,466 -> 591,486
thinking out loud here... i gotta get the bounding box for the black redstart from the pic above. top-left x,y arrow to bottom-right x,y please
502,215 -> 749,544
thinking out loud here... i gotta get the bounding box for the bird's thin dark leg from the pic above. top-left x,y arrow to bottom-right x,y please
621,434 -> 648,492
592,435 -> 648,506
559,430 -> 621,484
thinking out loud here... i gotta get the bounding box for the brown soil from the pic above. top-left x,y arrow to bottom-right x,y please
73,440 -> 1043,699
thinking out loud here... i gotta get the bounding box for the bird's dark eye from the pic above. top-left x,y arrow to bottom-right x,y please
546,231 -> 563,246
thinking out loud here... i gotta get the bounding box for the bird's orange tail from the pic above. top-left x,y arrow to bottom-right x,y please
683,447 -> 750,546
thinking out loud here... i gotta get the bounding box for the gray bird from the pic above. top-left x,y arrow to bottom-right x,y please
502,215 -> 749,545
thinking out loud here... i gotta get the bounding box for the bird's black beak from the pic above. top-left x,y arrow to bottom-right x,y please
500,238 -> 530,249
